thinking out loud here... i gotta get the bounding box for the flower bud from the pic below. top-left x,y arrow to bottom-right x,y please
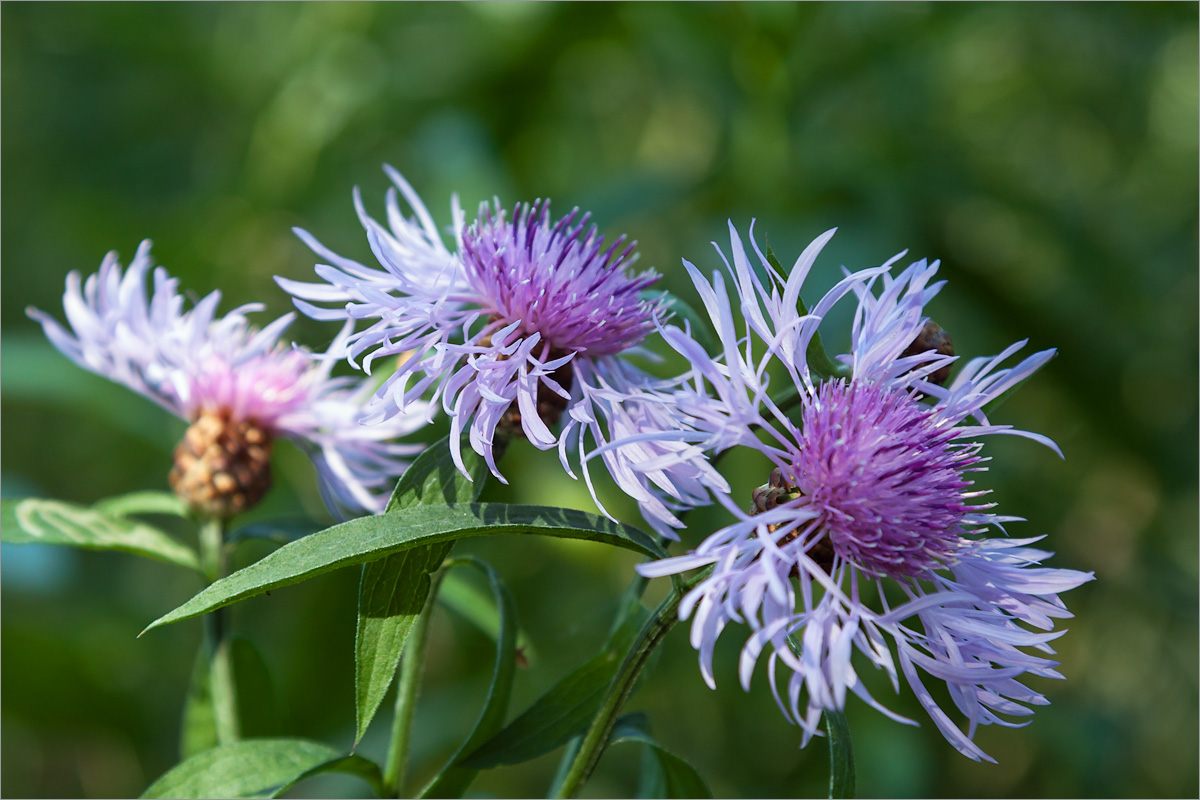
169,411 -> 273,519
902,320 -> 955,385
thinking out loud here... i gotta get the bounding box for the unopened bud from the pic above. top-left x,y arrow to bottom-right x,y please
169,411 -> 273,519
901,321 -> 955,385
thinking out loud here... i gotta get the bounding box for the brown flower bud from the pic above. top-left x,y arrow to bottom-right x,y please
169,410 -> 273,519
901,321 -> 955,385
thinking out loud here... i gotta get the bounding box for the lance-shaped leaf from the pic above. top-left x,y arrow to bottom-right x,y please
94,490 -> 191,519
267,754 -> 384,799
418,558 -> 517,799
142,504 -> 664,634
141,738 -> 350,799
356,542 -> 452,744
609,713 -> 712,799
462,599 -> 650,769
3,498 -> 198,570
385,432 -> 496,512
355,434 -> 492,744
824,708 -> 856,799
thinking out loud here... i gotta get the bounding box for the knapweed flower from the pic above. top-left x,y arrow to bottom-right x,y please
277,167 -> 722,535
28,241 -> 427,519
631,223 -> 1093,761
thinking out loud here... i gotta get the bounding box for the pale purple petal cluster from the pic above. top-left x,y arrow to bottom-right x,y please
279,168 -> 722,535
28,241 -> 427,517
631,223 -> 1092,760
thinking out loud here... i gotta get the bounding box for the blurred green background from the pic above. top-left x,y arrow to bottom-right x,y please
3,3 -> 1196,798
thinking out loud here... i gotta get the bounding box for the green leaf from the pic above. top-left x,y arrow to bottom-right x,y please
418,558 -> 518,799
3,498 -> 199,571
609,713 -> 712,799
355,434 -> 492,743
635,743 -> 667,799
642,288 -> 718,355
551,567 -> 710,799
140,738 -> 340,799
267,754 -> 385,799
180,647 -> 218,759
142,503 -> 664,634
355,543 -> 452,744
462,600 -> 649,769
824,708 -> 856,799
94,490 -> 191,519
439,568 -> 536,663
386,433 -> 494,512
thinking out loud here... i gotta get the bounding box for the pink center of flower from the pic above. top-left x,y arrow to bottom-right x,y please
185,350 -> 312,430
460,201 -> 661,356
792,380 -> 980,577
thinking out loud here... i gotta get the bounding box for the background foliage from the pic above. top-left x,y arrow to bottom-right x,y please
2,3 -> 1196,798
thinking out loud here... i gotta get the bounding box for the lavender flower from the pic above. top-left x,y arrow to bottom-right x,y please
277,167 -> 722,535
631,223 -> 1093,761
28,241 -> 427,519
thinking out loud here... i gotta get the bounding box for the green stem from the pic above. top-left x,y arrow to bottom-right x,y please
384,569 -> 445,797
554,567 -> 710,799
199,517 -> 239,745
198,515 -> 223,583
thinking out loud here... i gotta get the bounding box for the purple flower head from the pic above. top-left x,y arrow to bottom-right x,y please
791,379 -> 982,578
278,167 -> 724,535
28,241 -> 428,519
629,222 -> 1093,761
461,200 -> 660,356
